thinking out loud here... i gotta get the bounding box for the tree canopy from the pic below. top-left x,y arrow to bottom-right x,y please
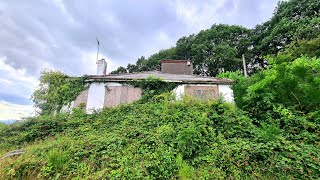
111,0 -> 320,76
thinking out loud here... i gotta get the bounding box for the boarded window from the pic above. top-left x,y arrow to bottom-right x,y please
104,85 -> 142,107
184,85 -> 219,100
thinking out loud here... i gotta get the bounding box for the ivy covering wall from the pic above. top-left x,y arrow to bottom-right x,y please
128,76 -> 179,102
31,71 -> 88,115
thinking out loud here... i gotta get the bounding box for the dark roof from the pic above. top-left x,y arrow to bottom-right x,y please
86,71 -> 232,84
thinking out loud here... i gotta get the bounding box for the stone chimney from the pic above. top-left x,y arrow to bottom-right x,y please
96,58 -> 107,75
161,60 -> 193,75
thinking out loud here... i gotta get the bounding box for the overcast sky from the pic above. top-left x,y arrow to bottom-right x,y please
0,0 -> 279,121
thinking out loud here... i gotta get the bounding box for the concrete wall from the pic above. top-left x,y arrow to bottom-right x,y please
218,84 -> 234,103
96,59 -> 107,75
80,82 -> 233,112
74,89 -> 89,109
184,84 -> 219,100
86,83 -> 106,112
174,84 -> 234,103
104,84 -> 142,107
174,85 -> 185,100
161,61 -> 193,75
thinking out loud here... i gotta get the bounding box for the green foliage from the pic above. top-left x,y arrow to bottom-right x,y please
31,71 -> 87,115
110,66 -> 127,74
2,0 -> 320,179
237,57 -> 320,119
189,24 -> 250,76
111,0 -> 319,75
0,122 -> 7,132
218,71 -> 249,107
128,75 -> 178,102
1,95 -> 319,179
250,0 -> 320,66
275,35 -> 320,63
176,154 -> 195,180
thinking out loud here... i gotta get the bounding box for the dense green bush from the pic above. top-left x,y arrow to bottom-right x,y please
219,57 -> 320,119
1,94 -> 319,179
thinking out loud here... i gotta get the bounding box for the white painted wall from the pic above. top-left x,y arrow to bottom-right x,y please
86,82 -> 123,113
86,83 -> 106,112
174,85 -> 185,100
96,59 -> 107,75
218,84 -> 234,103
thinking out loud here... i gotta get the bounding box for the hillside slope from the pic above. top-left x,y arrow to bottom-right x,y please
1,94 -> 319,179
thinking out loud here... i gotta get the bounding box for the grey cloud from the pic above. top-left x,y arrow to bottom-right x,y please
0,0 -> 279,108
217,0 -> 279,28
0,0 -> 279,76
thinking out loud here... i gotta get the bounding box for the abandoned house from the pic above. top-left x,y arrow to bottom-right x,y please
71,59 -> 234,112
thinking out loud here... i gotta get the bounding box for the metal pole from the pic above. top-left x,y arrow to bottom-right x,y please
242,54 -> 248,77
96,38 -> 100,62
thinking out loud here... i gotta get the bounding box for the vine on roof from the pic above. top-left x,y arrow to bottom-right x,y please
128,75 -> 178,102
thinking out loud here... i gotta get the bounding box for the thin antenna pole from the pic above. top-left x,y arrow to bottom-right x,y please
96,37 -> 100,62
242,54 -> 248,77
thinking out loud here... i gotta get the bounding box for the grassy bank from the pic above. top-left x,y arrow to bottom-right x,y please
0,95 -> 319,179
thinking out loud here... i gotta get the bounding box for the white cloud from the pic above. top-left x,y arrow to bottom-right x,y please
80,52 -> 116,75
0,100 -> 35,121
0,0 -> 279,121
0,56 -> 38,99
170,0 -> 227,32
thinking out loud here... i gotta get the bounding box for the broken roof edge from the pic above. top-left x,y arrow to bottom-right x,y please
85,71 -> 233,85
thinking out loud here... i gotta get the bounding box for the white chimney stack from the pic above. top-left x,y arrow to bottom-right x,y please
96,58 -> 107,75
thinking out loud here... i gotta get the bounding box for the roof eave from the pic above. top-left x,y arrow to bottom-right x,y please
85,78 -> 232,85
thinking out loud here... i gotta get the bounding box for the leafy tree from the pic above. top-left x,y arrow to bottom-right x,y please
31,71 -> 87,115
110,66 -> 127,74
250,0 -> 320,69
175,35 -> 195,60
204,42 -> 240,76
190,24 -> 250,76
135,56 -> 148,72
145,48 -> 177,71
112,0 -> 319,76
278,35 -> 320,62
127,63 -> 138,73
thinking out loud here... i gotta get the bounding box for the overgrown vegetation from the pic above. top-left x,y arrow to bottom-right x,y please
31,71 -> 88,115
128,76 -> 178,102
1,91 -> 319,179
1,0 -> 320,179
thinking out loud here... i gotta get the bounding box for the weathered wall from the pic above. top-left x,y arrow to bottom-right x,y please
84,81 -> 233,112
218,84 -> 234,102
96,59 -> 107,75
174,85 -> 185,100
104,84 -> 142,107
184,84 -> 219,100
86,83 -> 106,112
74,89 -> 89,109
161,61 -> 193,75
